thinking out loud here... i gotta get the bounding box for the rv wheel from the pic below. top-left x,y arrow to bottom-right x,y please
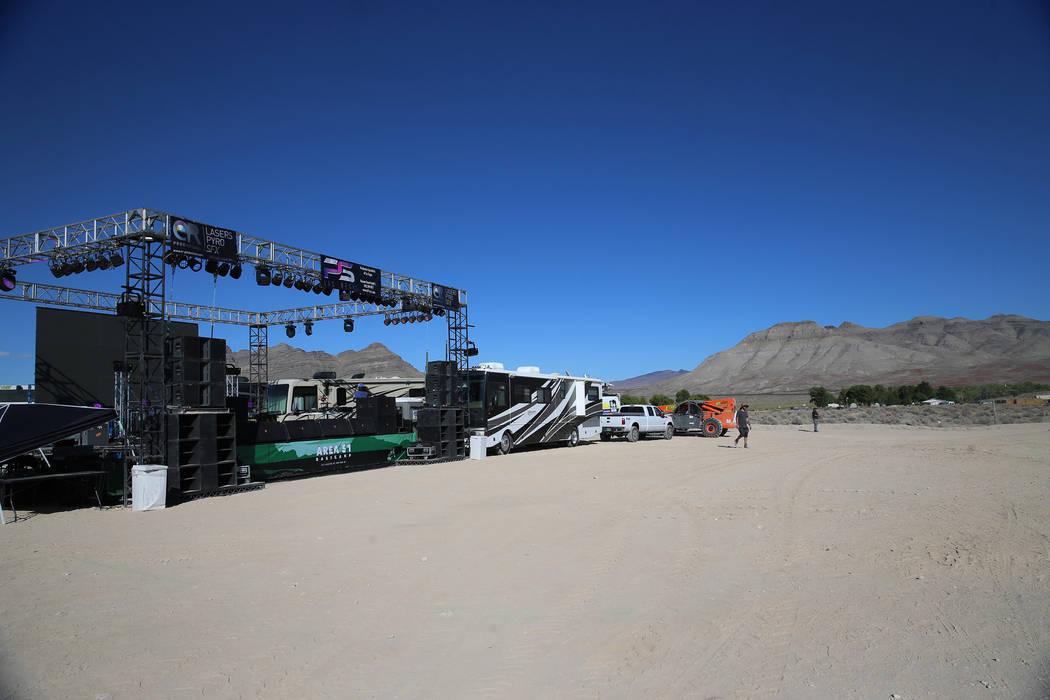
567,428 -> 580,447
499,431 -> 513,455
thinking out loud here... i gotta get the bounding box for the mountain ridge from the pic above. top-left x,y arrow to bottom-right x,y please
227,342 -> 422,380
633,315 -> 1050,395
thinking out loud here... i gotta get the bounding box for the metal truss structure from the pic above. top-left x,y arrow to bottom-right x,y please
248,325 -> 268,413
0,208 -> 473,449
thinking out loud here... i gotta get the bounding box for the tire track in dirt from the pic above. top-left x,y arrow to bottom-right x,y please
666,451 -> 849,697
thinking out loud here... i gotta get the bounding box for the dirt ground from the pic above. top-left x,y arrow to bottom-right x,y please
2,423 -> 1049,699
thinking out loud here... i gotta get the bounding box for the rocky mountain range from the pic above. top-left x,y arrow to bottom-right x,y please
629,315 -> 1050,395
227,342 -> 422,380
611,369 -> 689,389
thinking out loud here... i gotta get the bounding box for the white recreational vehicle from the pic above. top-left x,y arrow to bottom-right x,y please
466,363 -> 607,454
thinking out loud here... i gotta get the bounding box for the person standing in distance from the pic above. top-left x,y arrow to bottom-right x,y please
812,406 -> 820,432
353,383 -> 371,399
734,404 -> 750,448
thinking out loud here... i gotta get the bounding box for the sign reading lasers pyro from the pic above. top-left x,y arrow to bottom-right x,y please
169,217 -> 238,262
321,256 -> 380,298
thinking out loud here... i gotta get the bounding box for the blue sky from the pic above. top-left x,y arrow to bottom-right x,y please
1,0 -> 1048,384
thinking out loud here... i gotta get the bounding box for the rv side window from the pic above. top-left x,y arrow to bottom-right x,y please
512,382 -> 531,405
291,386 -> 318,413
585,383 -> 600,401
266,385 -> 288,414
531,387 -> 550,403
487,377 -> 509,418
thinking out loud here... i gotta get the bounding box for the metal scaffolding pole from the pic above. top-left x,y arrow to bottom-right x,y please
248,324 -> 268,414
121,223 -> 167,466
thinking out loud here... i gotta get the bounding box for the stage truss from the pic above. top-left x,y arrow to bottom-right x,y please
0,208 -> 471,479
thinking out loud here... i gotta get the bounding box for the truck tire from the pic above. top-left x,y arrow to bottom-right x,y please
499,431 -> 513,455
599,431 -> 611,442
627,425 -> 640,442
567,428 -> 580,447
701,418 -> 722,438
663,425 -> 673,440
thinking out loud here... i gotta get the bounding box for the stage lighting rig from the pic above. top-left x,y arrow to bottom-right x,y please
217,261 -> 230,276
282,276 -> 294,288
49,259 -> 65,278
96,254 -> 111,270
304,320 -> 314,336
270,270 -> 284,286
255,265 -> 271,286
285,324 -> 295,338
0,268 -> 16,292
229,263 -> 242,279
109,251 -> 124,268
344,319 -> 354,333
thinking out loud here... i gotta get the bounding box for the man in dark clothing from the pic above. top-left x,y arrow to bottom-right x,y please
812,407 -> 820,432
734,404 -> 750,448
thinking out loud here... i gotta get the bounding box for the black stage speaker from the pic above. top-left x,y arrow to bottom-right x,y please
285,420 -> 320,441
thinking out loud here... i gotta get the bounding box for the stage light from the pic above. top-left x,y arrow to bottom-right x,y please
285,324 -> 295,338
96,254 -> 111,270
85,257 -> 99,272
49,260 -> 64,278
311,280 -> 323,294
187,258 -> 202,272
283,276 -> 294,288
383,317 -> 391,326
322,285 -> 333,296
304,320 -> 314,336
164,251 -> 181,266
0,269 -> 15,292
205,259 -> 219,275
109,252 -> 124,268
70,258 -> 85,274
217,262 -> 230,276
229,263 -> 242,279
343,319 -> 354,333
60,260 -> 76,276
256,265 -> 271,286
434,308 -> 445,316
270,270 -> 283,286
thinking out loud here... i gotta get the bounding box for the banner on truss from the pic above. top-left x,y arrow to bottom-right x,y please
431,284 -> 461,310
320,256 -> 381,299
168,216 -> 239,262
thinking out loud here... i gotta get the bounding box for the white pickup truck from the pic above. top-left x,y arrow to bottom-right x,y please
599,404 -> 674,442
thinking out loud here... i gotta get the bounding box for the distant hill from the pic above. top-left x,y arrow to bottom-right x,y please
609,369 -> 689,390
227,342 -> 422,380
633,315 -> 1050,395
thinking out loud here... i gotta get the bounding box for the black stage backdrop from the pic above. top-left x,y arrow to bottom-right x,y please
35,308 -> 199,407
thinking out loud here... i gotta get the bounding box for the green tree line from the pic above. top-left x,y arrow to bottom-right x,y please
808,381 -> 1050,407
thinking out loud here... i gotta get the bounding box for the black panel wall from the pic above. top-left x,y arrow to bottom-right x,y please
35,308 -> 198,407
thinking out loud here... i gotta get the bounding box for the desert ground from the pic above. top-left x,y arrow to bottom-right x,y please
2,422 -> 1049,699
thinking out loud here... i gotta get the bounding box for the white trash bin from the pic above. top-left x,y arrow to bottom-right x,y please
469,434 -> 487,460
131,464 -> 168,511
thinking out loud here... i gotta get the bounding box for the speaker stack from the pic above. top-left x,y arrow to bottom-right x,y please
168,336 -> 226,408
425,360 -> 456,407
413,406 -> 465,460
166,411 -> 237,495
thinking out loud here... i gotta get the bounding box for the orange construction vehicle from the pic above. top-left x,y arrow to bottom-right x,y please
669,398 -> 738,437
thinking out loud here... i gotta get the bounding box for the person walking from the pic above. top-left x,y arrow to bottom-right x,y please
734,404 -> 750,448
812,406 -> 820,432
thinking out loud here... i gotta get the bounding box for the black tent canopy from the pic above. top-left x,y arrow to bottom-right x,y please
0,403 -> 116,464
